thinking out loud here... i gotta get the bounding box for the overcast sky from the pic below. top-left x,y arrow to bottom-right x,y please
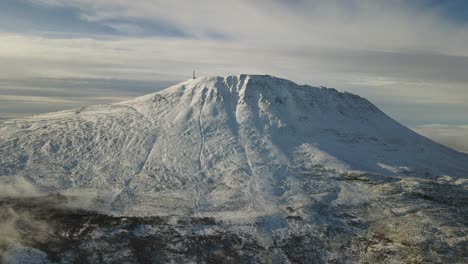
0,0 -> 467,152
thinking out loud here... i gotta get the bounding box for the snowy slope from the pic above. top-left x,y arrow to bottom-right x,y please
1,74 -> 467,217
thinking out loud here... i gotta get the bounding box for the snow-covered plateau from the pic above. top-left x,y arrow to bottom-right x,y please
0,75 -> 467,263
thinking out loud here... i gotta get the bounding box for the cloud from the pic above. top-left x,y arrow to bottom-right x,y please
25,0 -> 468,53
0,0 -> 465,124
413,124 -> 468,153
104,22 -> 144,35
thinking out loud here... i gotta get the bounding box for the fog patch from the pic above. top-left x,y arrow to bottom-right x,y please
0,205 -> 52,263
0,177 -> 100,262
0,177 -> 42,198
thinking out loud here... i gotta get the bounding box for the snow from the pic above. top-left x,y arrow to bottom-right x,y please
0,74 -> 467,218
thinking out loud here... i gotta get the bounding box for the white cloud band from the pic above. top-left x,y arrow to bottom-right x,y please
414,124 -> 468,153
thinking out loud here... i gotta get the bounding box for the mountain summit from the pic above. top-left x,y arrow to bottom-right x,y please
1,75 -> 468,263
1,74 -> 467,216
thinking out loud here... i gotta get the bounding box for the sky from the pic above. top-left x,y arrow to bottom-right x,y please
0,0 -> 467,153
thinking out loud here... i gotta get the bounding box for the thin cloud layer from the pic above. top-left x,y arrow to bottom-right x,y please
26,0 -> 468,54
414,124 -> 468,153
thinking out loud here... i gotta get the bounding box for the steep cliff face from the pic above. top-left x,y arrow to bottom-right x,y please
1,75 -> 467,263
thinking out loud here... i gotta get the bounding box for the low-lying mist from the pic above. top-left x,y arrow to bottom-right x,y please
0,177 -> 99,262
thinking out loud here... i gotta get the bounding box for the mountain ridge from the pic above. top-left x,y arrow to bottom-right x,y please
0,74 -> 467,217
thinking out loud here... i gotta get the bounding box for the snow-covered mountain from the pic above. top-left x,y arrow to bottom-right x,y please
1,74 -> 467,216
1,75 -> 467,263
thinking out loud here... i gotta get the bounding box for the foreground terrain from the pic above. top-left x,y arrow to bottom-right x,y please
1,172 -> 467,263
